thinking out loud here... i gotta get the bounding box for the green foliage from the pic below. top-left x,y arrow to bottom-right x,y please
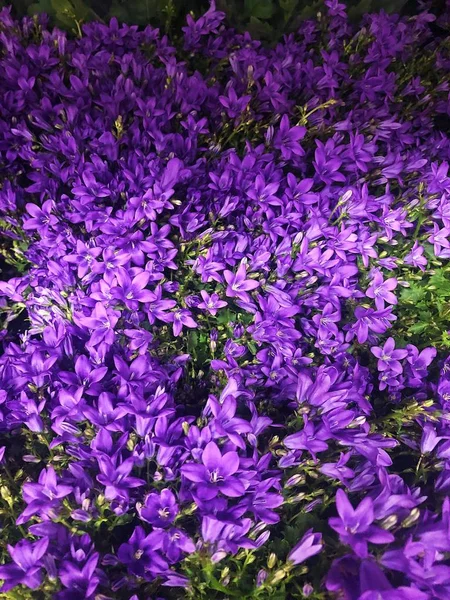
7,0 -> 413,39
397,262 -> 450,350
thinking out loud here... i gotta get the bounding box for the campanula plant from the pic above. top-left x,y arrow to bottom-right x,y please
0,1 -> 449,598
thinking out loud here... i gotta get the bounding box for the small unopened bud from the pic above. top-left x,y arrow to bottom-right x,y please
0,486 -> 13,504
271,569 -> 287,585
257,569 -> 268,587
267,553 -> 277,569
380,515 -> 398,530
211,551 -> 227,563
402,508 -> 421,528
285,474 -> 304,488
289,493 -> 306,503
340,190 -> 353,203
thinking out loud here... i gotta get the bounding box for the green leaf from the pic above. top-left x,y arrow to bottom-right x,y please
297,0 -> 323,20
247,340 -> 258,355
441,331 -> 450,348
279,0 -> 298,22
244,0 -> 275,20
408,322 -> 429,335
216,308 -> 235,325
372,0 -> 408,13
50,0 -> 91,28
208,575 -> 242,596
187,330 -> 199,353
348,0 -> 373,21
27,0 -> 54,17
429,270 -> 450,297
400,283 -> 426,304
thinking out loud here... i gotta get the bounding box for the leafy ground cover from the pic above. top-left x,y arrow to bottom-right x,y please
9,0 -> 442,42
0,1 -> 450,598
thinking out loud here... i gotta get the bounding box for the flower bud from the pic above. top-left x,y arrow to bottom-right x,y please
267,553 -> 277,569
402,507 -> 420,528
380,515 -> 398,530
257,569 -> 267,587
0,485 -> 13,505
285,474 -> 304,488
271,569 -> 287,585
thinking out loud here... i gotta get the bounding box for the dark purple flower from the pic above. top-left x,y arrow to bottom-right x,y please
0,538 -> 49,592
371,338 -> 408,374
181,441 -> 245,499
58,554 -> 100,599
404,241 -> 427,271
197,290 -> 227,316
161,528 -> 195,563
224,262 -> 259,301
18,466 -> 72,525
96,456 -> 145,501
288,529 -> 323,565
169,309 -> 197,337
111,269 -> 154,308
118,527 -> 168,579
329,489 -> 394,558
273,115 -> 306,160
366,271 -> 398,310
139,489 -> 178,528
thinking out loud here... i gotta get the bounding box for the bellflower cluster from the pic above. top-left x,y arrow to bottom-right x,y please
0,1 -> 450,598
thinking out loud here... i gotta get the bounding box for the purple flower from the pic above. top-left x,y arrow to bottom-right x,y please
0,538 -> 49,592
350,306 -> 397,344
219,86 -> 251,119
288,529 -> 323,565
404,241 -> 427,271
366,271 -> 398,310
74,303 -> 120,346
23,200 -> 57,234
58,553 -> 100,599
429,223 -> 450,256
63,241 -> 102,278
420,423 -> 444,454
111,269 -> 154,308
118,526 -> 168,579
224,262 -> 259,301
18,466 -> 72,525
161,528 -> 195,563
273,115 -> 306,160
96,456 -> 145,501
59,354 -> 107,395
197,290 -> 227,316
181,441 -> 245,500
329,489 -> 394,558
371,338 -> 408,374
284,417 -> 330,459
320,452 -> 355,483
169,308 -> 197,337
139,489 -> 178,528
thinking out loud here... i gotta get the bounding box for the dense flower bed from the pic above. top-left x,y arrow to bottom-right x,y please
0,1 -> 450,598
